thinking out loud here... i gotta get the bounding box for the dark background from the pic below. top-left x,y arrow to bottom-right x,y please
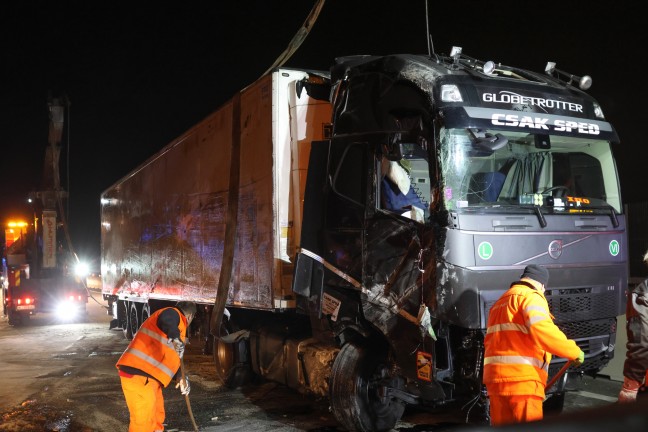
0,1 -> 642,268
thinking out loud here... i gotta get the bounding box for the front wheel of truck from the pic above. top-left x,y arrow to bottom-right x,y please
330,342 -> 406,432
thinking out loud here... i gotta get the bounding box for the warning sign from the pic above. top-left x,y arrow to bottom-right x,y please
322,292 -> 341,322
416,351 -> 432,382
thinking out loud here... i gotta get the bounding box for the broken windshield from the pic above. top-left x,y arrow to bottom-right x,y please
439,128 -> 621,213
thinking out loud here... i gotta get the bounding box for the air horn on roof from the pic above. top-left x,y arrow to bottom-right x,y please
545,62 -> 592,90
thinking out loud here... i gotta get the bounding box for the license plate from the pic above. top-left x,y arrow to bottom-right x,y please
16,305 -> 35,311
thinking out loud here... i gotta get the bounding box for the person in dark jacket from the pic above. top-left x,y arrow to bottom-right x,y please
116,301 -> 196,432
618,250 -> 648,403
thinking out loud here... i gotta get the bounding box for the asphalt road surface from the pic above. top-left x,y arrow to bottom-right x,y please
0,291 -> 640,432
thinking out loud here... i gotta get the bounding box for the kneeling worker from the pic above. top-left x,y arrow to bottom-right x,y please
116,301 -> 197,432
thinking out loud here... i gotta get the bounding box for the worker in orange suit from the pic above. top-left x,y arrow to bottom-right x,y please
116,301 -> 196,432
483,264 -> 585,426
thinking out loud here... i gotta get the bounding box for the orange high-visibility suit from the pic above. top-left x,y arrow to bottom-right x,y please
483,281 -> 581,426
116,307 -> 189,432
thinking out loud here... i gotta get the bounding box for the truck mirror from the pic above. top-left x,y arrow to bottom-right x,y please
382,132 -> 428,161
383,133 -> 405,161
534,134 -> 551,149
399,142 -> 427,160
468,128 -> 508,156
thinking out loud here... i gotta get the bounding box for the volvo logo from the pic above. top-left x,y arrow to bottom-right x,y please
548,240 -> 563,259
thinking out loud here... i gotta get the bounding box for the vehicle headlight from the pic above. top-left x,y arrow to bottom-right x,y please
74,262 -> 90,278
56,300 -> 79,319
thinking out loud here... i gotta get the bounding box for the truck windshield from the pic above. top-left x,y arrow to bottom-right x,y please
439,128 -> 622,213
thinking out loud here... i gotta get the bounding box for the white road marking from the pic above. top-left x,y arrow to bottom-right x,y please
574,390 -> 618,403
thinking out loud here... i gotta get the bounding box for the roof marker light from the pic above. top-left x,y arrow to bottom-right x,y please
441,84 -> 463,102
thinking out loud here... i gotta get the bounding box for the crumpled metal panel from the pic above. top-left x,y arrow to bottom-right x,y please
322,54 -> 444,376
331,54 -> 444,135
362,216 -> 437,373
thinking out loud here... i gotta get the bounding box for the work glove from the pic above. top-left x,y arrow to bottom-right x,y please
176,376 -> 190,395
618,377 -> 641,403
572,350 -> 585,366
168,338 -> 185,358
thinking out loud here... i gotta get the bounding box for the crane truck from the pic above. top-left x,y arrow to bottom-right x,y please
2,95 -> 87,326
101,48 -> 627,431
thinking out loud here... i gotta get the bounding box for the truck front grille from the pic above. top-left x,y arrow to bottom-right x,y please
555,317 -> 615,340
546,286 -> 618,322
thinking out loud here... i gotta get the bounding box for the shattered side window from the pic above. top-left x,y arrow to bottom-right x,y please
379,155 -> 430,222
332,143 -> 367,206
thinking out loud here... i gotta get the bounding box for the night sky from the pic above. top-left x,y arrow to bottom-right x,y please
0,1 -> 642,266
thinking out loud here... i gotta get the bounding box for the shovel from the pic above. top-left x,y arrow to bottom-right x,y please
546,360 -> 573,391
180,357 -> 199,431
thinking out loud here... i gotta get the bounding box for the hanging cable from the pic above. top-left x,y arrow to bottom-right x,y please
260,0 -> 326,77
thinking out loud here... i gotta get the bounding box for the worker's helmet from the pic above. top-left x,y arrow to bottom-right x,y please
176,301 -> 197,323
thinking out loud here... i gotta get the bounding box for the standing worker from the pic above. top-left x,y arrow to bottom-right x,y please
483,264 -> 585,426
116,301 -> 197,431
618,249 -> 648,403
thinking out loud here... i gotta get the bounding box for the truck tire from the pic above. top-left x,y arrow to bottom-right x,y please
213,321 -> 253,388
8,310 -> 28,326
7,309 -> 20,326
119,301 -> 134,340
330,342 -> 406,432
128,302 -> 141,337
141,302 -> 151,324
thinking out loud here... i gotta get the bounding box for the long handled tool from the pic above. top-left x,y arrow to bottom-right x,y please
546,360 -> 573,390
180,357 -> 199,432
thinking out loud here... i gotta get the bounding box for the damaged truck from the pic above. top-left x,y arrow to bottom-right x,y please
101,47 -> 627,431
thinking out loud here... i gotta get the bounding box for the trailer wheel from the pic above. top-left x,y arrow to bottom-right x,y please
120,301 -> 134,340
213,321 -> 253,388
128,302 -> 141,337
330,342 -> 405,432
141,302 -> 151,324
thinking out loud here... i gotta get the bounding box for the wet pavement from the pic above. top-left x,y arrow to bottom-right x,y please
0,294 -> 641,432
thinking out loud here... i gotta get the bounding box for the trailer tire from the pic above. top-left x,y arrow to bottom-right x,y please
213,322 -> 253,388
128,302 -> 141,337
141,302 -> 151,324
120,301 -> 134,340
330,342 -> 405,432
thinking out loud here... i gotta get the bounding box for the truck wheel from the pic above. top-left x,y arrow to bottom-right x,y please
128,302 -> 141,337
213,322 -> 253,388
141,302 -> 151,323
330,342 -> 405,432
7,309 -> 20,326
120,301 -> 133,340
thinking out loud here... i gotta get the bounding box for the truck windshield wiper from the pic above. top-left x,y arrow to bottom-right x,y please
589,205 -> 619,228
533,206 -> 547,228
